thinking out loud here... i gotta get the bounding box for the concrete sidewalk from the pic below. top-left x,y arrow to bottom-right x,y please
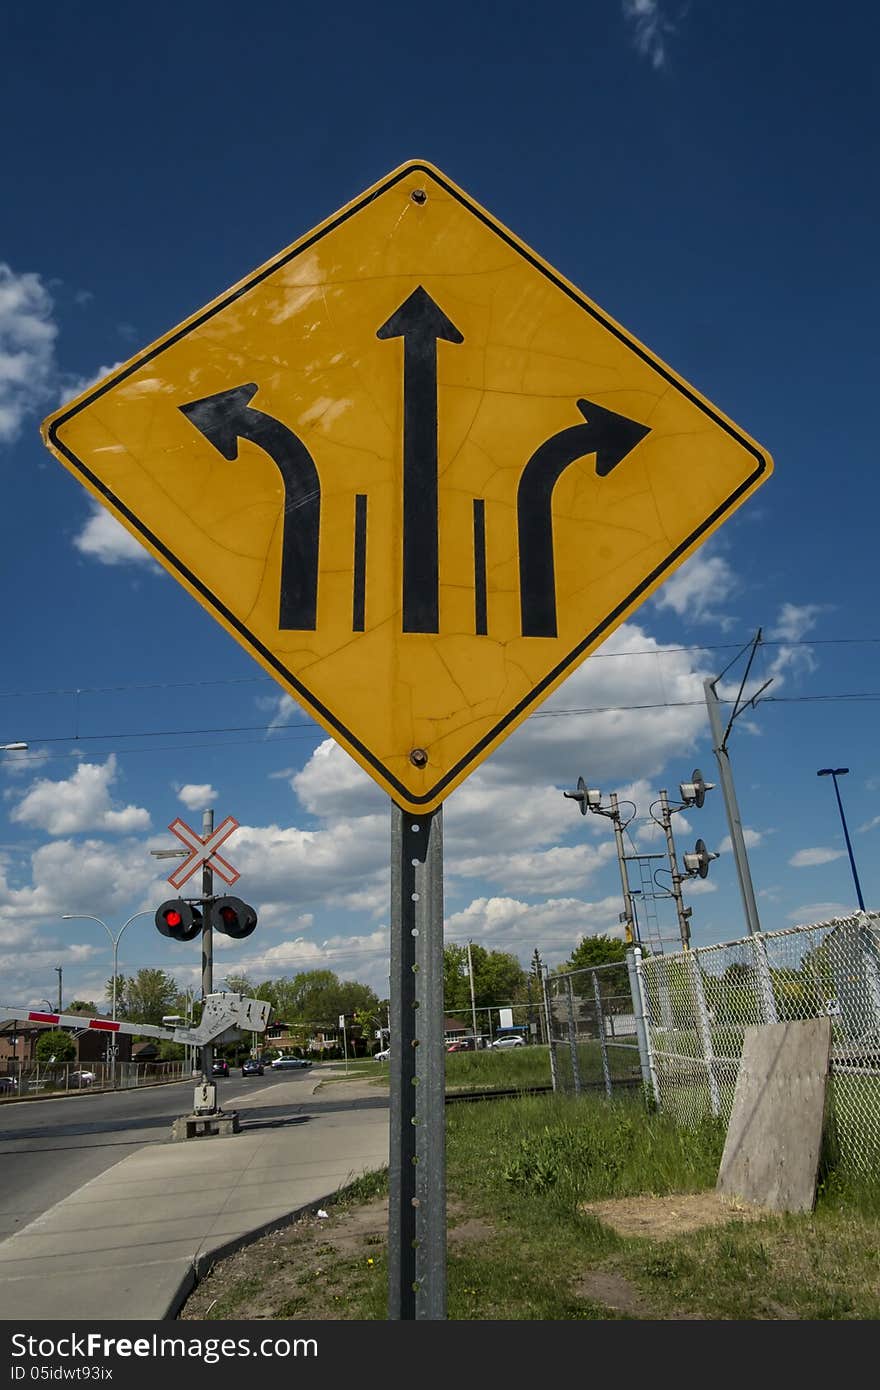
0,1076 -> 389,1321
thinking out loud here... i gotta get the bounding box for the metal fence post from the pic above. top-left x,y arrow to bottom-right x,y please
541,966 -> 559,1092
564,974 -> 582,1094
689,950 -> 721,1117
752,934 -> 778,1024
627,947 -> 659,1105
592,970 -> 612,1098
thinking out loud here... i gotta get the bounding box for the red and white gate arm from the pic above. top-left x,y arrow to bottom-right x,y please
0,994 -> 272,1047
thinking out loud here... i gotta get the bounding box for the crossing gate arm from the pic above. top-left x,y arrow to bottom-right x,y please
0,993 -> 273,1047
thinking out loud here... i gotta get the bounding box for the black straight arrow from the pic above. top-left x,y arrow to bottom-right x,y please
180,383 -> 321,631
517,398 -> 650,638
377,287 -> 464,634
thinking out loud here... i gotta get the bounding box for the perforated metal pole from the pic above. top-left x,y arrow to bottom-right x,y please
388,803 -> 446,1320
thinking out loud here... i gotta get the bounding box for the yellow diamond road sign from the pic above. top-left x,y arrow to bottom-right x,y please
42,160 -> 772,813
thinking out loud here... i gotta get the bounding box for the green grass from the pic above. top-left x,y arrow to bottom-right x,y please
184,1086 -> 880,1320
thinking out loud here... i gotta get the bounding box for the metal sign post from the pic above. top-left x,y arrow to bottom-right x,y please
388,802 -> 445,1320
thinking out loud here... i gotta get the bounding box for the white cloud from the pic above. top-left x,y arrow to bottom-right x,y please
8,755 -> 151,836
0,263 -> 57,444
768,602 -> 826,644
788,846 -> 845,868
653,550 -> 738,625
72,504 -> 158,567
859,815 -> 880,834
786,901 -> 852,924
621,0 -> 676,70
0,746 -> 51,777
718,828 -> 763,853
176,784 -> 218,811
444,894 -> 626,969
58,361 -> 123,406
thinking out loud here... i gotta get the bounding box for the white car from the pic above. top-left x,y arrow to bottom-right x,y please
70,1069 -> 97,1086
490,1035 -> 524,1049
374,1048 -> 390,1062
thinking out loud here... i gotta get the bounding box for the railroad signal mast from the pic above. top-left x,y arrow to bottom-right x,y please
150,810 -> 257,1082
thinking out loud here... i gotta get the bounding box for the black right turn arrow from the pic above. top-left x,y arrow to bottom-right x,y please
517,398 -> 650,638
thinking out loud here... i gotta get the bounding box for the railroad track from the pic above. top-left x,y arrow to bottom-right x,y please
445,1077 -> 642,1104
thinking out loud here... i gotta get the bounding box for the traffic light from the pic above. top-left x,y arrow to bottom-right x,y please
211,896 -> 258,939
155,899 -> 203,941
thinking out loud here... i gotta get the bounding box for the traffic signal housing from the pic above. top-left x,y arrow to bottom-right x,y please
211,896 -> 258,939
155,899 -> 203,941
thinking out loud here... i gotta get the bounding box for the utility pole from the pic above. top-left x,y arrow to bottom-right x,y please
531,949 -> 543,1043
466,941 -> 479,1043
609,793 -> 637,944
704,631 -> 770,937
657,789 -> 692,950
564,778 -> 636,942
54,966 -> 62,1012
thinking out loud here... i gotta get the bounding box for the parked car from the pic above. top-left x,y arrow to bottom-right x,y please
374,1048 -> 391,1062
70,1069 -> 97,1086
270,1056 -> 311,1069
490,1034 -> 524,1049
446,1038 -> 476,1052
211,1058 -> 230,1077
0,1076 -> 17,1094
241,1058 -> 264,1076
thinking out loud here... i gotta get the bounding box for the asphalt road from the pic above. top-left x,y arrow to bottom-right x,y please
0,1068 -> 322,1242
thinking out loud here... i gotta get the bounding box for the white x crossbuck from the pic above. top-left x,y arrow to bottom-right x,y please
166,815 -> 240,890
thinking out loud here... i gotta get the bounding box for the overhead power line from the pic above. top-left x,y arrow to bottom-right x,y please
4,688 -> 880,760
0,636 -> 877,702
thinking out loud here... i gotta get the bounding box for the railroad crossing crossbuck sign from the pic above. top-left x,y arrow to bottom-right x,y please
165,815 -> 240,890
41,160 -> 773,812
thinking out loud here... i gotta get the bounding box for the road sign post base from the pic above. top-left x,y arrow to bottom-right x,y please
171,1109 -> 240,1141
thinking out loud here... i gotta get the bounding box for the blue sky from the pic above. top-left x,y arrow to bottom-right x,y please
1,0 -> 878,1011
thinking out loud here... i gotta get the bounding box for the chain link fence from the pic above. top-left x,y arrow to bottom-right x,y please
0,1058 -> 190,1097
636,911 -> 880,1172
544,958 -> 645,1097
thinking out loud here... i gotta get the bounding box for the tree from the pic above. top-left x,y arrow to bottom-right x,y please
109,968 -> 181,1027
35,1029 -> 75,1067
556,934 -> 631,998
442,944 -> 528,1017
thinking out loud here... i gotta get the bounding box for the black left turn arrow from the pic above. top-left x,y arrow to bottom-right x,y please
180,383 -> 321,631
517,397 -> 650,638
377,286 -> 464,634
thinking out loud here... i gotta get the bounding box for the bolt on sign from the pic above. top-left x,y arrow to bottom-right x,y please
41,161 -> 772,813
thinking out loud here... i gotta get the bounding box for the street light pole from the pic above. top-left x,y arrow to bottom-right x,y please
817,768 -> 866,911
60,911 -> 153,1086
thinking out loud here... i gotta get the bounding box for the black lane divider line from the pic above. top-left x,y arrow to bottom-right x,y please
180,383 -> 321,631
353,492 -> 368,632
473,498 -> 488,636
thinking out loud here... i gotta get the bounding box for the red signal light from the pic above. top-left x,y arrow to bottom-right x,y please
165,909 -> 183,928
